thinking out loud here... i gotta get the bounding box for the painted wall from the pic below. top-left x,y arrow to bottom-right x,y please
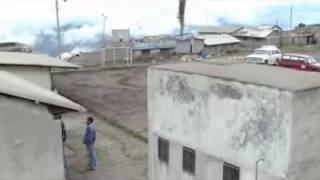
148,69 -> 293,180
176,40 -> 191,54
0,66 -> 52,89
288,88 -> 320,180
0,95 -> 64,180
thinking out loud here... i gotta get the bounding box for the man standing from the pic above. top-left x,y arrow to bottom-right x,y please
83,116 -> 97,171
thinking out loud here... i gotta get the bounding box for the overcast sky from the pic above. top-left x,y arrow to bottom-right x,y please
1,0 -> 319,55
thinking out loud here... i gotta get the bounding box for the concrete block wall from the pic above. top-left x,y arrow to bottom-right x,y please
148,68 -> 293,180
0,95 -> 64,180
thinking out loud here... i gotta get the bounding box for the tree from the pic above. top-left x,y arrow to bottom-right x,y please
298,23 -> 306,28
177,0 -> 186,39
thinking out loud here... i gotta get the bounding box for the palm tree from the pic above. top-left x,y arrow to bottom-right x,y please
177,0 -> 186,39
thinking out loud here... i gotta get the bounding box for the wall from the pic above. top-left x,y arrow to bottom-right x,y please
206,44 -> 240,56
68,52 -> 103,68
0,95 -> 64,180
148,69 -> 293,180
192,39 -> 204,54
0,66 -> 52,89
288,88 -> 320,180
112,29 -> 130,43
176,40 -> 191,54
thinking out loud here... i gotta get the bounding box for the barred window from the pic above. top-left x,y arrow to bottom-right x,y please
223,162 -> 240,180
158,137 -> 169,164
183,147 -> 195,175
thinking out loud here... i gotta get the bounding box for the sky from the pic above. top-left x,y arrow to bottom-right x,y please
0,0 -> 320,56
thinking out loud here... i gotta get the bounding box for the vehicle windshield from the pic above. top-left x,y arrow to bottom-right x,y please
253,50 -> 270,55
307,57 -> 317,64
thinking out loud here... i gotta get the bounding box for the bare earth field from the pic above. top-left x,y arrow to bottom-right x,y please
62,112 -> 147,180
53,65 -> 148,138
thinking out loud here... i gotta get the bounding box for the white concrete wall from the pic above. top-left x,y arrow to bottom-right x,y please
288,88 -> 320,180
0,95 -> 64,180
148,69 -> 293,180
0,66 -> 52,89
176,40 -> 191,54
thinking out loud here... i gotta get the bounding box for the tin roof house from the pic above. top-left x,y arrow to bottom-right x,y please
0,52 -> 84,180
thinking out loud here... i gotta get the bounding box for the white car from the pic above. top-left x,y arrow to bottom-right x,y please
245,45 -> 282,65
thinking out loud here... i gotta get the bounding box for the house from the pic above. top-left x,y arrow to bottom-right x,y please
112,29 -> 130,44
281,29 -> 315,46
257,24 -> 282,31
234,28 -> 281,49
148,62 -> 320,180
0,52 -> 84,180
198,26 -> 243,35
295,24 -> 320,44
193,34 -> 241,55
0,42 -> 32,53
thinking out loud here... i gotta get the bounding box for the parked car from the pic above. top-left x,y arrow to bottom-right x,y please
245,45 -> 281,65
278,53 -> 320,71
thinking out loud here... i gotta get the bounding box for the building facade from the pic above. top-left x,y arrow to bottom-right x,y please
148,62 -> 320,180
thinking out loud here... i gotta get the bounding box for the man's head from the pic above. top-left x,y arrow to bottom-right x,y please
87,116 -> 94,125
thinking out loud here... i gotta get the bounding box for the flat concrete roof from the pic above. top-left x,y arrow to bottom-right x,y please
151,62 -> 320,91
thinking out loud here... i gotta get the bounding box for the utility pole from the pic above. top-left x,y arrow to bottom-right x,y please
55,0 -> 67,60
102,14 -> 108,47
289,5 -> 293,47
255,157 -> 265,180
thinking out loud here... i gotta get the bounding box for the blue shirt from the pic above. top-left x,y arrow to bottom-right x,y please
83,123 -> 96,145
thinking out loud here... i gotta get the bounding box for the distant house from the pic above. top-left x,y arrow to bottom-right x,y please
0,42 -> 32,53
198,26 -> 243,35
234,28 -> 281,49
193,34 -> 241,55
0,52 -> 84,180
281,29 -> 315,46
295,24 -> 320,44
257,24 -> 282,31
175,33 -> 241,56
111,29 -> 130,44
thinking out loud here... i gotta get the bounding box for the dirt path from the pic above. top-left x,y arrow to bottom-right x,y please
63,112 -> 147,180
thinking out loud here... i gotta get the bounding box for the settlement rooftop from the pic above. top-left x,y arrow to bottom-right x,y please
151,62 -> 320,91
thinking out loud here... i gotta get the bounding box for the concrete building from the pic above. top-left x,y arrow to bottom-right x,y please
0,52 -> 84,180
148,62 -> 320,180
0,42 -> 32,53
112,29 -> 130,44
193,34 -> 241,55
295,25 -> 320,44
281,30 -> 315,46
235,28 -> 281,49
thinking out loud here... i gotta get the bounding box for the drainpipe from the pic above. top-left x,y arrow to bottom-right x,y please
255,157 -> 265,180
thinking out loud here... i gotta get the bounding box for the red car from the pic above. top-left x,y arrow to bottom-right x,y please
278,53 -> 320,71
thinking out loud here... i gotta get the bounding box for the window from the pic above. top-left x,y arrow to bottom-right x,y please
183,147 -> 195,175
223,162 -> 240,180
158,137 -> 169,164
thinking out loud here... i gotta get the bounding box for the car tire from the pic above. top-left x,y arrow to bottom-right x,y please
264,60 -> 268,65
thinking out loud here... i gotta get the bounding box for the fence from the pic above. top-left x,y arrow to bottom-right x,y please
100,47 -> 133,67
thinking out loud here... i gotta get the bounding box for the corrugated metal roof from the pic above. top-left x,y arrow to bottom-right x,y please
0,52 -> 80,68
199,26 -> 243,34
193,34 -> 240,46
0,71 -> 85,111
235,28 -> 274,38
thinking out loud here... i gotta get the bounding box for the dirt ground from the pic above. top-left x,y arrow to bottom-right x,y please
53,65 -> 148,138
62,112 -> 147,180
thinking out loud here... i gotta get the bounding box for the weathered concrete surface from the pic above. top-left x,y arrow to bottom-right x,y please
63,112 -> 147,180
0,95 -> 64,180
53,66 -> 147,138
148,69 -> 293,180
